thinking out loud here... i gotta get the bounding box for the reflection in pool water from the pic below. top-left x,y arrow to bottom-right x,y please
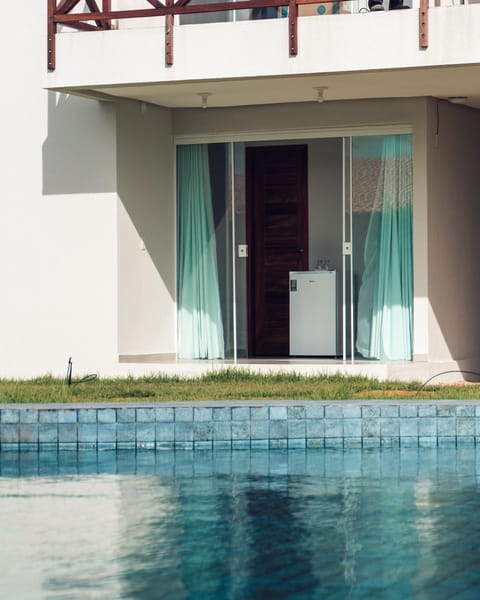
1,448 -> 480,599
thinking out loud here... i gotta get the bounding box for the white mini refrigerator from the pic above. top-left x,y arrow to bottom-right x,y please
289,271 -> 337,356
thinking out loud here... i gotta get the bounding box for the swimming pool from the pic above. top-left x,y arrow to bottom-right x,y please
1,448 -> 480,599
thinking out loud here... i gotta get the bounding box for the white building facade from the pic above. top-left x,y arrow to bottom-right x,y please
1,1 -> 480,381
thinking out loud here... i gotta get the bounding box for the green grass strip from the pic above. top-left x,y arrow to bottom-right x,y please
0,369 -> 479,403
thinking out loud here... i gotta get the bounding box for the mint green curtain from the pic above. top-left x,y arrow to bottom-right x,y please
177,145 -> 225,359
356,135 -> 413,361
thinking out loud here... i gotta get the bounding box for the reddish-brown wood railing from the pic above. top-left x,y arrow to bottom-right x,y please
47,0 -> 429,71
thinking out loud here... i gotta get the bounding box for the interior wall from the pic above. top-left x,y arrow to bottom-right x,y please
116,100 -> 176,357
426,99 -> 480,364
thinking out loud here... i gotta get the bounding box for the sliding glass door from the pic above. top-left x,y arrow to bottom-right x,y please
176,133 -> 413,362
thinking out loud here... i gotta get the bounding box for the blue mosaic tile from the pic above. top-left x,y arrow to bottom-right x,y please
232,422 -> 250,440
1,410 -> 19,423
117,422 -> 136,443
39,442 -> 58,452
457,436 -> 475,447
39,424 -> 58,443
306,438 -> 324,448
175,422 -> 194,442
156,441 -> 175,450
400,437 -> 418,448
78,409 -> 97,423
343,419 -> 362,437
98,442 -> 116,450
136,408 -> 155,422
438,417 -> 456,436
305,405 -> 324,419
325,438 -> 343,449
211,421 -> 231,441
193,407 -> 212,422
306,419 -> 324,438
212,407 -> 231,421
288,438 -> 306,449
269,406 -> 287,420
58,410 -> 78,424
288,406 -> 306,420
136,423 -> 155,442
288,420 -> 305,438
1,443 -> 19,451
457,418 -> 475,436
324,419 -> 343,437
233,440 -> 251,450
325,406 -> 343,419
117,441 -> 136,450
475,406 -> 480,417
457,406 -> 474,417
380,417 -> 400,438
363,437 -> 380,448
39,410 -> 58,423
175,407 -> 193,422
117,408 -> 135,423
19,424 -> 38,444
269,420 -> 287,439
58,424 -> 78,443
250,406 -> 268,420
362,406 -> 380,418
97,424 -> 117,443
194,441 -> 213,450
343,437 -> 362,449
381,437 -> 399,447
269,439 -> 288,449
19,410 -> 38,423
232,407 -> 250,421
437,405 -> 456,417
418,417 -> 437,437
362,419 -> 380,437
418,405 -> 437,418
400,418 -> 418,437
19,443 -> 38,451
251,439 -> 269,450
342,406 -> 361,419
213,440 -> 232,450
156,422 -> 174,442
400,405 -> 418,418
438,436 -> 457,447
381,406 -> 399,418
78,424 -> 97,443
419,436 -> 437,447
58,442 -> 77,451
251,420 -> 268,440
1,424 -> 19,443
174,441 -> 194,450
154,407 -> 174,422
194,423 -> 213,441
78,442 -> 97,451
476,418 -> 480,435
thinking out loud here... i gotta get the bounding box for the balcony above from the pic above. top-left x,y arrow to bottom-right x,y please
45,1 -> 480,109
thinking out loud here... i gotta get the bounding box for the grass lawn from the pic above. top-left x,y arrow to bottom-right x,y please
0,370 -> 479,403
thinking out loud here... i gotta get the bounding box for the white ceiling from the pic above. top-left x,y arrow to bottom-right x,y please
84,64 -> 480,109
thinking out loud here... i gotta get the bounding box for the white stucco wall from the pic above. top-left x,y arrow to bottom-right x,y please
0,3 -> 118,378
116,100 -> 176,357
426,99 -> 480,365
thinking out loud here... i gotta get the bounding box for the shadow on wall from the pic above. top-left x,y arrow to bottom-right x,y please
42,91 -> 116,195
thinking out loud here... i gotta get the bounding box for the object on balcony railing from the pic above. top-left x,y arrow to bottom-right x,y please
47,0 -> 429,71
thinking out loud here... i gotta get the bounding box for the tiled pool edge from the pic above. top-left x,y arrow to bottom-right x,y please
1,401 -> 480,451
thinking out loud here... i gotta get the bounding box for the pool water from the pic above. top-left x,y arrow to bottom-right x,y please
1,448 -> 480,599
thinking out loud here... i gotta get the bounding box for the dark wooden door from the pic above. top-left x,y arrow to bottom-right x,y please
247,145 -> 308,356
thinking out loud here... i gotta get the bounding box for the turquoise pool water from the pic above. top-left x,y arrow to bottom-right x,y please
1,448 -> 480,599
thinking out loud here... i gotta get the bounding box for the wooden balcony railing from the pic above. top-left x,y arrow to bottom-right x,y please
47,0 -> 429,71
